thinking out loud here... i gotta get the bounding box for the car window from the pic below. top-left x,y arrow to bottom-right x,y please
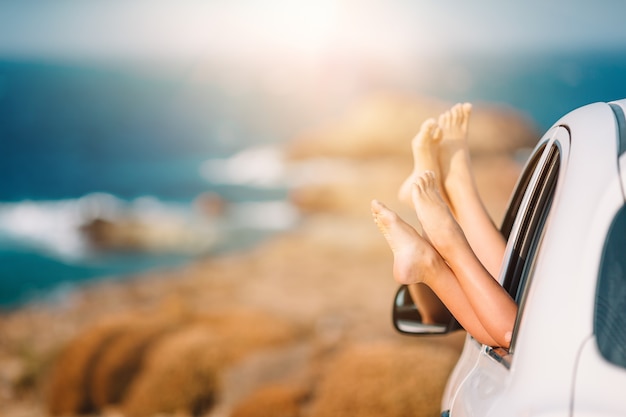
506,145 -> 560,302
500,143 -> 546,241
595,204 -> 626,368
500,141 -> 562,355
499,142 -> 560,300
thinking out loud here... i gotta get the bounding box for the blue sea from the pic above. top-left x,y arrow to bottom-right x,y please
2,48 -> 626,308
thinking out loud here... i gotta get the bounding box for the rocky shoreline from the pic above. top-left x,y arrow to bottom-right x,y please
0,93 -> 538,417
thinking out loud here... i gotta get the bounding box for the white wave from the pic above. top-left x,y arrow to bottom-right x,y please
0,193 -> 216,262
199,145 -> 286,187
227,200 -> 299,230
0,193 -> 123,261
0,191 -> 299,265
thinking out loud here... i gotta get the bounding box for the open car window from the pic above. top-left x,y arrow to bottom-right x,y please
495,128 -> 567,355
500,143 -> 546,241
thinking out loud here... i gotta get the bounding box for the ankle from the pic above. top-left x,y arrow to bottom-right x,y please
429,223 -> 469,262
420,250 -> 446,286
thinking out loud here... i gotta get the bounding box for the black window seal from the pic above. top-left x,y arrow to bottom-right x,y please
500,144 -> 547,241
508,145 -> 561,355
501,144 -> 558,300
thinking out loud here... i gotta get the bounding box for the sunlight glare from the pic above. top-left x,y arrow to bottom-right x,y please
249,0 -> 341,59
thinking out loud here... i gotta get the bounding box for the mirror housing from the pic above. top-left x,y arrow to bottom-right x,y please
392,285 -> 463,335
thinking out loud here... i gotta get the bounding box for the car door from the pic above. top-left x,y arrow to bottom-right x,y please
447,126 -> 566,417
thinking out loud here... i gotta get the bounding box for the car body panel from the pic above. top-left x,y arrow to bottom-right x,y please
571,99 -> 626,417
440,336 -> 482,413
438,100 -> 626,416
441,125 -> 563,414
449,346 -> 510,417
573,337 -> 626,416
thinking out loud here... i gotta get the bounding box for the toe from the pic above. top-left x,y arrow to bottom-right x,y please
439,112 -> 449,128
432,126 -> 443,142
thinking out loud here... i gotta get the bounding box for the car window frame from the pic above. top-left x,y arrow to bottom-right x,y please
506,144 -> 561,302
507,142 -> 562,354
499,144 -> 546,242
489,127 -> 567,361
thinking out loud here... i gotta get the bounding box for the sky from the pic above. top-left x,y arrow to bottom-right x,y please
1,0 -> 626,138
1,0 -> 626,66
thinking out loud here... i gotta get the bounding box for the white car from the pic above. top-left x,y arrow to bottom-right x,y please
392,99 -> 626,417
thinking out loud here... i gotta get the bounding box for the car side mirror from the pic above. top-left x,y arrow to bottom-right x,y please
392,285 -> 462,335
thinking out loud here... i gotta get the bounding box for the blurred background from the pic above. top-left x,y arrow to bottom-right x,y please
2,1 -> 626,416
3,0 -> 626,307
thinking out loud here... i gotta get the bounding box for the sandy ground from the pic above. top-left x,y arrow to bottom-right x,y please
0,94 -> 538,417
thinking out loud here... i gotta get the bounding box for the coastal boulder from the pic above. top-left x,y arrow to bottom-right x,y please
285,93 -> 538,160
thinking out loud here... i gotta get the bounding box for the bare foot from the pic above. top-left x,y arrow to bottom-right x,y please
411,171 -> 467,259
409,171 -> 516,348
370,199 -> 442,286
437,103 -> 506,278
437,102 -> 476,216
398,118 -> 447,207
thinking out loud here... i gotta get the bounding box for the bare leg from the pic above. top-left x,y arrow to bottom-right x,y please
411,172 -> 516,348
398,119 -> 449,207
371,198 -> 440,287
438,103 -> 506,278
380,166 -> 450,325
371,199 -> 498,346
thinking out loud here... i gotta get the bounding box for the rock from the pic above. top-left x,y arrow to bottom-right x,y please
285,92 -> 539,161
80,215 -> 217,255
307,338 -> 463,417
45,317 -> 136,416
121,311 -> 300,417
230,384 -> 309,417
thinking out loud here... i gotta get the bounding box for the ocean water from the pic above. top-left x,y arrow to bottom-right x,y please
0,60 -> 299,307
2,48 -> 626,308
